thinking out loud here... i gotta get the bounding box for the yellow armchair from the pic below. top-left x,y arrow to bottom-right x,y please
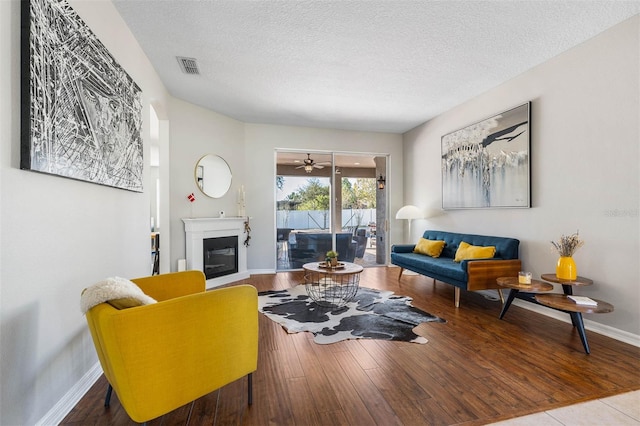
84,271 -> 258,423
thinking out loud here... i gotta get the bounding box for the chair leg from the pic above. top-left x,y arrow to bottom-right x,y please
104,384 -> 113,407
248,373 -> 253,405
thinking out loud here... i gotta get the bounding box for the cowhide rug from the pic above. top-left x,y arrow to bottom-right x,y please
258,285 -> 445,344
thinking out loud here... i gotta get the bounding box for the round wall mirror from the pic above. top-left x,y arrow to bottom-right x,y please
195,154 -> 232,198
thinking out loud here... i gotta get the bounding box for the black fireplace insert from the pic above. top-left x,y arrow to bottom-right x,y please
203,236 -> 238,280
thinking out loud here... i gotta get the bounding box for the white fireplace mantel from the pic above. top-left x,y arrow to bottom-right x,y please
183,217 -> 249,289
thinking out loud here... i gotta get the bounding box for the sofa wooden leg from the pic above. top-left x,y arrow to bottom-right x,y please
248,372 -> 253,405
454,287 -> 460,308
398,268 -> 404,281
498,289 -> 505,304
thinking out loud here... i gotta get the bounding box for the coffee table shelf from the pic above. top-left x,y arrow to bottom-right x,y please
497,274 -> 614,354
540,273 -> 593,295
535,293 -> 614,354
535,294 -> 613,314
496,276 -> 553,319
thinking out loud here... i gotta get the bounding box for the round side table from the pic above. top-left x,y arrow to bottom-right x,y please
496,277 -> 553,319
535,293 -> 614,354
540,274 -> 613,354
302,261 -> 363,308
540,273 -> 593,295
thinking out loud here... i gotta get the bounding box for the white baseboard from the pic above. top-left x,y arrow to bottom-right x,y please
512,299 -> 640,347
36,362 -> 102,426
249,268 -> 276,275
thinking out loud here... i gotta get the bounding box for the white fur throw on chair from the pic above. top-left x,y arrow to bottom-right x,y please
81,276 -> 157,314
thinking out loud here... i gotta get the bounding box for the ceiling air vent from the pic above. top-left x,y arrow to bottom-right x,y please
176,56 -> 200,75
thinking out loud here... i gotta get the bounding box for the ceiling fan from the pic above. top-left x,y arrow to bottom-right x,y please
295,153 -> 329,173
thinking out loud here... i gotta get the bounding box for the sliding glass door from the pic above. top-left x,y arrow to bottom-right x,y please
276,151 -> 387,271
276,152 -> 332,270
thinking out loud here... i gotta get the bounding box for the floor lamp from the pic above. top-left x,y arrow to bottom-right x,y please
396,205 -> 424,275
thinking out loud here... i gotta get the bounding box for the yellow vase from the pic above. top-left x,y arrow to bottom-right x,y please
556,256 -> 577,280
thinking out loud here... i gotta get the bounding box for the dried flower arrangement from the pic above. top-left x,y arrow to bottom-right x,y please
551,231 -> 584,257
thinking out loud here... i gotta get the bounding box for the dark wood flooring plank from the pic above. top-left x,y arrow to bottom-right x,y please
317,409 -> 350,426
291,331 -> 342,414
365,367 -> 431,425
286,376 -> 324,426
61,267 -> 640,426
309,350 -> 378,425
359,340 -> 431,401
413,396 -> 458,426
333,349 -> 404,425
259,348 -> 296,424
214,378 -> 252,426
344,340 -> 380,370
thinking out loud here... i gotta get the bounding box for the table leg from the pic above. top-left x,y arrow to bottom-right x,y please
499,289 -> 518,319
570,311 -> 590,354
569,313 -> 578,327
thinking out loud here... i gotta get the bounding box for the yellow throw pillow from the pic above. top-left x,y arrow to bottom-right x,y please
454,241 -> 496,262
413,238 -> 446,258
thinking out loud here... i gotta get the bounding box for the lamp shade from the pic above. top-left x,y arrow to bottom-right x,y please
395,205 -> 423,220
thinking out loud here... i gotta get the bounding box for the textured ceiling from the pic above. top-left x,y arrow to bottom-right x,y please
113,1 -> 639,133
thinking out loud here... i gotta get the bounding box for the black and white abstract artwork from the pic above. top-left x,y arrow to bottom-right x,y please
21,0 -> 143,192
441,102 -> 530,209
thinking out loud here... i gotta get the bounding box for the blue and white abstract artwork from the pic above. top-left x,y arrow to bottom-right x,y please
441,103 -> 530,209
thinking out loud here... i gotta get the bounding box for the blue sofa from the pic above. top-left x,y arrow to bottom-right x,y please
391,230 -> 521,307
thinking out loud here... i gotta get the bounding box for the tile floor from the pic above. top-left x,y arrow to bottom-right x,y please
490,390 -> 640,425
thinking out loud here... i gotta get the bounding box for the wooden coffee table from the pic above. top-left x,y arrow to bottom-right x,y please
536,274 -> 613,354
496,276 -> 553,319
302,261 -> 363,308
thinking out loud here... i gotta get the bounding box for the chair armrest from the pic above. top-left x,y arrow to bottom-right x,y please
465,259 -> 522,291
131,270 -> 205,301
459,257 -> 504,269
391,244 -> 415,253
88,284 -> 257,422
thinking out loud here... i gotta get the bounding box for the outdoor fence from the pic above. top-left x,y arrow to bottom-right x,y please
276,208 -> 376,231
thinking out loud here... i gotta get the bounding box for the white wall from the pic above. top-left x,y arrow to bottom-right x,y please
403,16 -> 639,335
0,0 -> 171,424
244,124 -> 403,271
167,114 -> 403,271
167,98 -> 246,269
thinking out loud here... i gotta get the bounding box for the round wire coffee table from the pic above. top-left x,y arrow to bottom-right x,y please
302,261 -> 363,308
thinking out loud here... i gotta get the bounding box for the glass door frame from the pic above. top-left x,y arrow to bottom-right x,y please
275,150 -> 388,271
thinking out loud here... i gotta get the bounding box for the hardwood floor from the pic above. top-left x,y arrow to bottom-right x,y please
62,267 -> 640,425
